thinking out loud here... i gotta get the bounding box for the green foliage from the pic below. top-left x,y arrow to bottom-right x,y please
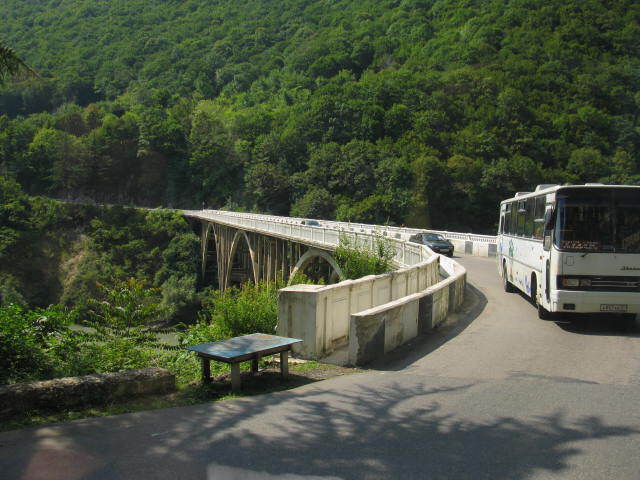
203,281 -> 280,337
43,279 -> 173,378
288,271 -> 325,287
0,180 -> 198,317
334,234 -> 395,280
0,41 -> 36,84
0,278 -> 283,387
290,188 -> 336,219
0,304 -> 72,384
180,282 -> 280,348
87,278 -> 166,328
0,0 -> 637,231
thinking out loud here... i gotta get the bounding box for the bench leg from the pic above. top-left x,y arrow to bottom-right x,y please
231,362 -> 241,392
251,356 -> 259,375
280,350 -> 289,378
201,357 -> 211,384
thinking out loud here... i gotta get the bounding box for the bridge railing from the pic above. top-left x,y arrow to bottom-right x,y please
188,210 -> 433,268
194,210 -> 497,258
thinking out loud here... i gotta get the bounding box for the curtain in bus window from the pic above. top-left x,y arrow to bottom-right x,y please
615,192 -> 640,253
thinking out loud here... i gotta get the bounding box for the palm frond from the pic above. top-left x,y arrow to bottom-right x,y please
0,42 -> 38,82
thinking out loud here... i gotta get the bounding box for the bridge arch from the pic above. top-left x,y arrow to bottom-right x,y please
226,230 -> 258,288
201,223 -> 220,287
288,248 -> 344,285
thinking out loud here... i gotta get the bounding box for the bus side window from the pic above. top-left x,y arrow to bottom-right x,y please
533,196 -> 545,239
510,203 -> 518,234
504,204 -> 511,234
524,198 -> 534,237
517,201 -> 526,236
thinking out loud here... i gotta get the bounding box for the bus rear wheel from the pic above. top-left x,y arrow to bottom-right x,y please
503,264 -> 515,293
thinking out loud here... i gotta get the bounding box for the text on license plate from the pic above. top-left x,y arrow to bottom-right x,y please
600,304 -> 628,312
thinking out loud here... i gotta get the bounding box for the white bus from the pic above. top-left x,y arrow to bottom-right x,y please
497,184 -> 640,319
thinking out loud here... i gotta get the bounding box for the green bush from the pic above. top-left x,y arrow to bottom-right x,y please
0,304 -> 72,384
73,278 -> 171,373
180,281 -> 280,345
334,234 -> 395,280
87,278 -> 167,328
160,275 -> 201,324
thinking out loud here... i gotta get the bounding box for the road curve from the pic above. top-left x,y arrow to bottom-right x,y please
2,256 -> 640,479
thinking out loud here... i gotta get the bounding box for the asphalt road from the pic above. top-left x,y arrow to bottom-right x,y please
2,256 -> 640,480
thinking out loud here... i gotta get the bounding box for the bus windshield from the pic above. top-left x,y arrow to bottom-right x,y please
555,189 -> 640,253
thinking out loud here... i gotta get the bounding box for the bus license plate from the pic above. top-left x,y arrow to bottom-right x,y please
600,304 -> 628,312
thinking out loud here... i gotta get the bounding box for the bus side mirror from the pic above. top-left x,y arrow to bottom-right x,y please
543,208 -> 554,251
543,209 -> 553,230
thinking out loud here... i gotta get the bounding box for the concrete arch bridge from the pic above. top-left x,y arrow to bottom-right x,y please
187,213 -> 352,290
183,210 -> 495,365
184,210 -> 436,290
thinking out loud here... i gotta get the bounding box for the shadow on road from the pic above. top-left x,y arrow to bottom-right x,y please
512,289 -> 640,338
3,379 -> 638,479
366,283 -> 488,372
555,314 -> 640,337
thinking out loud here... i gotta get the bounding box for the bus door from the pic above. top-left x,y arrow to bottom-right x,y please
540,205 -> 554,305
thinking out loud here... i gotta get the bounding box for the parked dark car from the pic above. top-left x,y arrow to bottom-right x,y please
409,233 -> 454,256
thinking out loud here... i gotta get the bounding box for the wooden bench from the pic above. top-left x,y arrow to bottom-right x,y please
187,333 -> 303,392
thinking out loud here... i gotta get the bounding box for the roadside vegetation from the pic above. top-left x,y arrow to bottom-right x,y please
0,182 -> 374,427
0,278 -> 282,386
0,276 -> 356,431
0,179 -> 385,388
334,234 -> 395,280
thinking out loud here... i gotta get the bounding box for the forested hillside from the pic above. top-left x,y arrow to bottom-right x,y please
2,0 -> 639,232
0,176 -> 199,313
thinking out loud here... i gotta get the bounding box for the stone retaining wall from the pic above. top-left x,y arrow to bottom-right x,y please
0,368 -> 175,418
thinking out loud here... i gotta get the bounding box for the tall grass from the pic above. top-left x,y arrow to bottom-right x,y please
334,234 -> 395,279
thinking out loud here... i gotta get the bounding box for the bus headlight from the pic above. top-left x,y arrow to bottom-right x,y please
559,277 -> 592,288
562,278 -> 580,287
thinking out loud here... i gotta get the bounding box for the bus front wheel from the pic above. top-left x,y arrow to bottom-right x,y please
532,277 -> 552,319
503,264 -> 515,293
537,303 -> 552,320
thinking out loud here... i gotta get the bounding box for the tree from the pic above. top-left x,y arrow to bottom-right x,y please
291,188 -> 336,219
0,41 -> 36,84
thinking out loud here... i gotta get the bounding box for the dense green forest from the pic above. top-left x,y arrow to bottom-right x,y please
1,0 -> 640,232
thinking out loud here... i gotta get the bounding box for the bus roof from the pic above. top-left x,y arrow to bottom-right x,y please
500,184 -> 640,205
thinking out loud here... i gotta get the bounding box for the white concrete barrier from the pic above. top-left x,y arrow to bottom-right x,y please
277,257 -> 440,359
348,254 -> 466,366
